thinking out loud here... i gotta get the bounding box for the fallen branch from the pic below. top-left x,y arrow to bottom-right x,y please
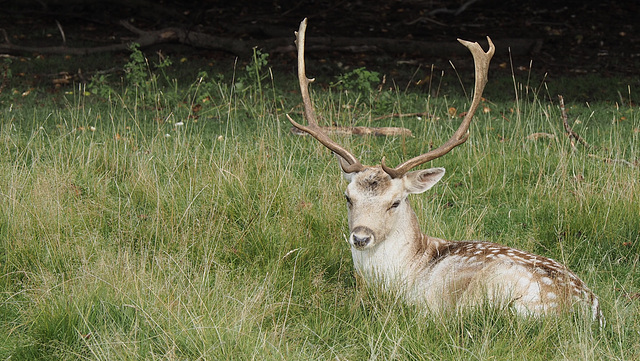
370,112 -> 431,122
0,21 -> 256,57
526,132 -> 556,141
558,95 -> 592,149
588,154 -> 638,168
291,126 -> 413,137
559,96 -> 636,168
615,287 -> 640,301
0,22 -> 539,58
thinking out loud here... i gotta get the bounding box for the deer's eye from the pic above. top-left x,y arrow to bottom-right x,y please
389,200 -> 401,210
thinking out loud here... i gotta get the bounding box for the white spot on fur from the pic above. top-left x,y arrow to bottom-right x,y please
516,277 -> 531,290
522,282 -> 541,303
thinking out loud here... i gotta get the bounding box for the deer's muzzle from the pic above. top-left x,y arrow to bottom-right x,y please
350,226 -> 375,249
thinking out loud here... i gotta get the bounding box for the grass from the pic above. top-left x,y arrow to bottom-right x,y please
0,52 -> 639,360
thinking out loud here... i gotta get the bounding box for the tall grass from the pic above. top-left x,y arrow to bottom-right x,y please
0,62 -> 639,360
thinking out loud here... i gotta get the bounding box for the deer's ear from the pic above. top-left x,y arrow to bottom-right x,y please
338,156 -> 358,181
404,168 -> 445,194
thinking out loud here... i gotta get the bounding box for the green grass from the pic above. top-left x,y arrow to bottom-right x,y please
1,57 -> 639,360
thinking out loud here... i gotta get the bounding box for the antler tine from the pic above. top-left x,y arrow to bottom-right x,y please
286,18 -> 365,173
382,37 -> 495,179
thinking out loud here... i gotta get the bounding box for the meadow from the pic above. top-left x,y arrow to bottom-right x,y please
0,48 -> 639,360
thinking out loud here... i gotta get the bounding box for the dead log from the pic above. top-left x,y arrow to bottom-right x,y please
0,21 -> 540,58
0,21 -> 257,57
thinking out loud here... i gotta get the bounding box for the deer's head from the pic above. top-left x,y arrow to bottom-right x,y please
342,166 -> 444,249
287,18 -> 494,251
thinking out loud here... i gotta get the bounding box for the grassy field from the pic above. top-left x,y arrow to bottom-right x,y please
1,51 -> 639,360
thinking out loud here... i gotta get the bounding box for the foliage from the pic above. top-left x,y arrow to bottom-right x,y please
235,48 -> 270,93
332,66 -> 381,93
87,43 -> 173,103
124,43 -> 148,88
87,74 -> 114,99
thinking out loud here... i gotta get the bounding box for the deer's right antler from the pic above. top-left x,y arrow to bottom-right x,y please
286,18 -> 365,173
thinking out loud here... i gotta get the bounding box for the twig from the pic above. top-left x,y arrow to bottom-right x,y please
558,95 -> 592,149
403,16 -> 448,27
119,20 -> 147,35
405,0 -> 480,25
55,20 -> 66,45
429,0 -> 480,16
0,28 -> 10,44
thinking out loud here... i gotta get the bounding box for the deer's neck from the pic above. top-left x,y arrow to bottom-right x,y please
350,205 -> 445,289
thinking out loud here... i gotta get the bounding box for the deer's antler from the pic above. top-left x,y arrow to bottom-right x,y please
287,19 -> 495,178
381,37 -> 495,178
286,18 -> 365,173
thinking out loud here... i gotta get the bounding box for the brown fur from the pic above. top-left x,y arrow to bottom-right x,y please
354,167 -> 392,195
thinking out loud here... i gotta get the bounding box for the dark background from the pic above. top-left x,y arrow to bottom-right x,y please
1,0 -> 638,98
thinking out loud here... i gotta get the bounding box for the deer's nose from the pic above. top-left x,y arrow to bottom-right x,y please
350,226 -> 375,249
352,234 -> 371,248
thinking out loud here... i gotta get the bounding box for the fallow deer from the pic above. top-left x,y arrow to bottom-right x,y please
287,19 -> 603,325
